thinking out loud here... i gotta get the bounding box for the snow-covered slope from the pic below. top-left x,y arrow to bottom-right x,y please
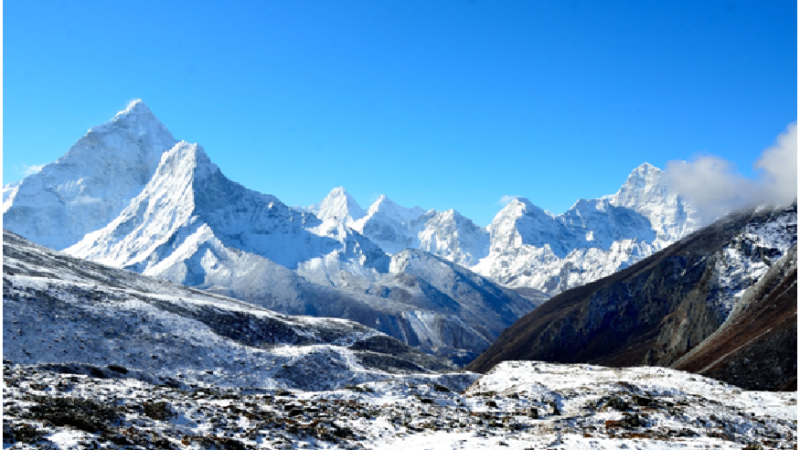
302,186 -> 366,227
473,164 -> 702,295
350,195 -> 427,254
4,230 -> 459,391
4,359 -> 795,449
306,189 -> 491,266
305,164 -> 700,296
66,142 -> 389,279
415,209 -> 490,266
3,100 -> 178,250
63,139 -> 533,364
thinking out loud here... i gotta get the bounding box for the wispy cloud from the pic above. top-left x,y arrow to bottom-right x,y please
20,164 -> 45,175
498,195 -> 521,206
665,122 -> 797,221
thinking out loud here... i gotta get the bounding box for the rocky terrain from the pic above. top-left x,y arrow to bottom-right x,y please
467,203 -> 797,391
4,361 -> 795,449
3,230 -> 470,390
673,244 -> 797,391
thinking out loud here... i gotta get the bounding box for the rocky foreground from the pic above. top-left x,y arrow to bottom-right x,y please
4,361 -> 796,449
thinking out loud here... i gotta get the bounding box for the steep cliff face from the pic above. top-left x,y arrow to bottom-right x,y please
673,245 -> 797,391
467,204 -> 797,390
3,100 -> 177,250
473,164 -> 702,295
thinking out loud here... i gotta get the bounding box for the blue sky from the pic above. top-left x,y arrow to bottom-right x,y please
5,1 -> 796,226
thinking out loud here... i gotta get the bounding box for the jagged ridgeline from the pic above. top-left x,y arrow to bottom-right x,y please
2,229 -> 476,391
3,100 -> 702,364
468,203 -> 797,391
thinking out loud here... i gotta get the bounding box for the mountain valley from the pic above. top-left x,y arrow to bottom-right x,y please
3,100 -> 797,449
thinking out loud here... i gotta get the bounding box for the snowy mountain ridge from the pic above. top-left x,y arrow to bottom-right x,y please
3,100 -> 178,251
14,102 -> 536,364
303,163 -> 702,296
5,100 -> 702,359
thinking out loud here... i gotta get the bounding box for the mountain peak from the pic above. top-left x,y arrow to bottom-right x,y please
114,99 -> 150,119
634,162 -> 660,173
329,186 -> 348,196
307,186 -> 365,223
605,163 -> 666,205
87,99 -> 171,139
158,141 -> 216,178
498,197 -> 537,215
366,195 -> 425,222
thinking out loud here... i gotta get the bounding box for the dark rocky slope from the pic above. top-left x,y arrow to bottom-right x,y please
673,244 -> 797,391
467,204 -> 796,391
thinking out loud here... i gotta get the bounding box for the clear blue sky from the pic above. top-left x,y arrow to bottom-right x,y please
5,0 -> 796,226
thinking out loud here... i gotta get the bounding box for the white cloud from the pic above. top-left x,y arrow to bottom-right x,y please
20,164 -> 45,175
665,122 -> 797,221
754,122 -> 797,206
498,195 -> 521,206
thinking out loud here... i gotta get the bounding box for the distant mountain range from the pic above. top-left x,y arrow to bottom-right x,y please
2,100 -> 703,364
467,203 -> 797,391
301,163 -> 702,297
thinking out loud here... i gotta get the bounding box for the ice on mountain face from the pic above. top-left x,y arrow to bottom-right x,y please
607,162 -> 702,244
416,209 -> 490,266
2,181 -> 21,214
66,142 -> 389,281
474,164 -> 704,295
3,100 -> 178,250
350,195 -> 427,254
304,187 -> 366,227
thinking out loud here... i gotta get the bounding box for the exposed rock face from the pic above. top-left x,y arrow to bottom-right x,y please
674,244 -> 797,391
467,204 -> 797,391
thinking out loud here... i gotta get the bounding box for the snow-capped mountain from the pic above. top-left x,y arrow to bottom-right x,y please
12,102 -> 536,364
301,186 -> 366,227
303,165 -> 701,296
66,141 -> 387,276
468,203 -> 797,390
350,195 -> 427,254
304,189 -> 491,266
605,162 -> 701,244
415,209 -> 490,266
3,100 -> 178,250
472,164 -> 702,295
